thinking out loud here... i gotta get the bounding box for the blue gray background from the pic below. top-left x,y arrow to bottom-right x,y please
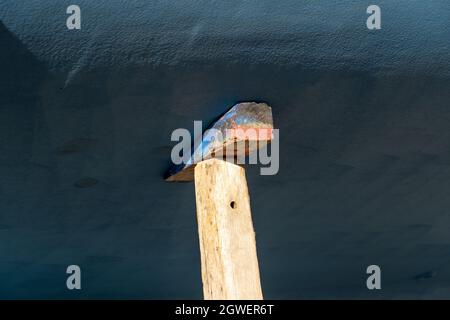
0,0 -> 450,298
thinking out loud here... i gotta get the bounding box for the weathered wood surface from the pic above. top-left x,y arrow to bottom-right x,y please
194,158 -> 263,300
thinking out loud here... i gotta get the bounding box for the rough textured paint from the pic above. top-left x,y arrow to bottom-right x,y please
0,1 -> 450,298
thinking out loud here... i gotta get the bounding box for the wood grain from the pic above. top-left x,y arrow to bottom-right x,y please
194,158 -> 263,300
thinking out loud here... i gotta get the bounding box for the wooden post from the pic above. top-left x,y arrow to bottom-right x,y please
194,158 -> 263,300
